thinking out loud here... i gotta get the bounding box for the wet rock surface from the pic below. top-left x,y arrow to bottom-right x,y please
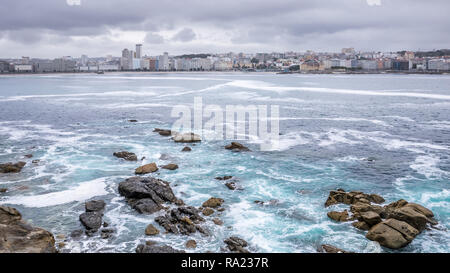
155,206 -> 208,235
162,163 -> 179,170
319,244 -> 351,253
153,128 -> 173,136
135,163 -> 158,174
0,162 -> 26,173
224,236 -> 250,253
136,242 -> 185,253
325,189 -> 437,249
225,142 -> 250,152
118,177 -> 178,214
0,206 -> 56,253
181,146 -> 192,152
113,151 -> 138,161
145,224 -> 160,236
202,197 -> 224,208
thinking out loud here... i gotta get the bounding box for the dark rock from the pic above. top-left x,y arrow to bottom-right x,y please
225,142 -> 250,151
24,154 -> 33,158
32,160 -> 40,164
136,243 -> 185,253
153,128 -> 173,136
0,162 -> 26,173
155,206 -> 207,236
212,218 -> 223,225
0,206 -> 56,253
325,190 -> 385,207
224,236 -> 249,253
202,197 -> 224,208
172,132 -> 201,143
319,244 -> 351,253
129,119 -> 138,122
186,240 -> 197,249
162,164 -> 178,170
85,200 -> 106,213
145,224 -> 160,236
182,146 -> 192,152
113,151 -> 137,161
79,212 -> 103,231
103,221 -> 109,227
225,182 -> 236,190
215,176 -> 233,181
70,229 -> 84,238
0,188 -> 7,193
135,163 -> 158,174
100,228 -> 115,239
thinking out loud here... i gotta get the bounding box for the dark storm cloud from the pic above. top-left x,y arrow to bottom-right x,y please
0,0 -> 449,57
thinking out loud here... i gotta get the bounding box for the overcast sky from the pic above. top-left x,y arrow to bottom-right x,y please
0,0 -> 449,58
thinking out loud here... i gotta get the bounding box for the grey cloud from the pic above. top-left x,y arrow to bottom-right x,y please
0,0 -> 449,57
172,28 -> 196,42
145,32 -> 165,44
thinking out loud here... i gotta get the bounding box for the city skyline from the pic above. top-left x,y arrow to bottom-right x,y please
0,0 -> 449,58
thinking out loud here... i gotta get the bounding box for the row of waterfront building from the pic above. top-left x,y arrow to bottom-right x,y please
1,46 -> 449,73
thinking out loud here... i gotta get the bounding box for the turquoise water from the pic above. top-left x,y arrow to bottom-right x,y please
0,72 -> 449,253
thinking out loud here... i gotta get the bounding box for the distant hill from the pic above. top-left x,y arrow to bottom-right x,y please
175,54 -> 211,59
399,49 -> 450,58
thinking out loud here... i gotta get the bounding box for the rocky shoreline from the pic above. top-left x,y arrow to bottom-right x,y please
0,129 -> 441,253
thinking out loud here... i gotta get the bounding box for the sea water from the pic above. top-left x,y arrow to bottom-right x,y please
0,72 -> 448,253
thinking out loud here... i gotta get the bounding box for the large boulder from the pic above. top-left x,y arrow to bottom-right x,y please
0,162 -> 26,173
360,211 -> 382,226
85,200 -> 106,213
366,219 -> 419,249
118,177 -> 178,214
113,151 -> 137,161
389,205 -> 432,232
0,206 -> 56,253
79,212 -> 103,231
172,132 -> 201,143
153,128 -> 173,136
135,163 -> 158,174
162,164 -> 178,170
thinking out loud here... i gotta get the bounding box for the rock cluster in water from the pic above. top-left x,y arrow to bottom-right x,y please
325,189 -> 437,249
0,206 -> 56,253
225,142 -> 250,152
118,177 -> 180,214
79,200 -> 113,238
155,206 -> 208,235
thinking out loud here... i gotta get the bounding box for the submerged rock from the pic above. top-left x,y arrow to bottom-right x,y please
0,206 -> 56,253
225,142 -> 250,152
202,197 -> 224,208
0,162 -> 26,173
225,182 -> 237,190
113,151 -> 138,161
172,132 -> 201,143
135,163 -> 158,174
319,244 -> 351,253
162,163 -> 179,170
118,177 -> 178,214
224,236 -> 249,253
153,128 -> 173,136
215,176 -> 233,181
182,146 -> 192,152
136,243 -> 185,253
186,240 -> 197,249
145,224 -> 160,236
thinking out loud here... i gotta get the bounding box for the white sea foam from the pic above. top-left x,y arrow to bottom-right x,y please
410,155 -> 447,179
223,80 -> 450,100
0,177 -> 109,207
